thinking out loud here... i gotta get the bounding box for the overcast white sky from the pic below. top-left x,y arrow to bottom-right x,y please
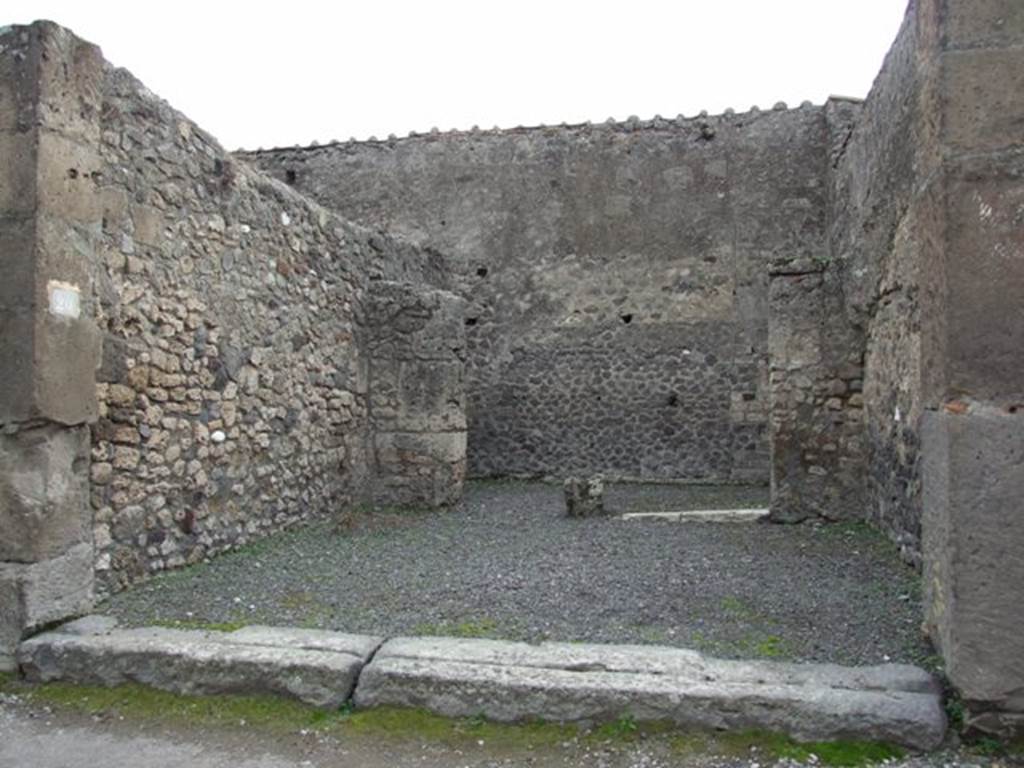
7,1 -> 908,151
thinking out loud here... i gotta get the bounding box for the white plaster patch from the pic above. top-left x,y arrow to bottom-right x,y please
280,212 -> 291,226
620,509 -> 769,523
979,201 -> 994,222
47,280 -> 81,319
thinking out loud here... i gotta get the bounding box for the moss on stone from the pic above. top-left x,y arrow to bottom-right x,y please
341,706 -> 576,748
4,679 -> 909,765
10,681 -> 338,733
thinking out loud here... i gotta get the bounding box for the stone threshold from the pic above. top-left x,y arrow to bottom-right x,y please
16,617 -> 946,751
619,508 -> 770,522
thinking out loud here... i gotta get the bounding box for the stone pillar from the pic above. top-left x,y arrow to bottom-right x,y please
365,281 -> 467,508
0,23 -> 102,669
767,266 -> 865,523
918,0 -> 1024,738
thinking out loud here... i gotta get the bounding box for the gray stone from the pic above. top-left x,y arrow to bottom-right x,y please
564,476 -> 605,517
355,637 -> 945,750
923,406 -> 1024,733
17,625 -> 380,709
0,542 -> 95,669
224,625 -> 383,660
0,424 -> 92,563
54,614 -> 119,636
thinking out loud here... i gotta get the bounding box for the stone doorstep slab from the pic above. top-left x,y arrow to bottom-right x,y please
15,622 -> 946,750
17,623 -> 384,709
375,637 -> 940,695
356,638 -> 946,751
619,509 -> 770,523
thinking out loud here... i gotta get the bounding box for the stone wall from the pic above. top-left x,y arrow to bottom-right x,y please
813,0 -> 1024,733
87,63 -> 454,591
241,108 -> 836,483
915,0 -> 1024,737
766,264 -> 866,523
366,281 -> 467,507
1,20 -> 465,626
825,3 -> 943,563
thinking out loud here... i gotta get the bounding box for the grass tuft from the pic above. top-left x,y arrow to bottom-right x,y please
148,618 -> 250,633
412,617 -> 501,639
672,729 -> 904,766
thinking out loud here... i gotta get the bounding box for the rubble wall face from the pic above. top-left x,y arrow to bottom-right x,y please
87,64 -> 448,591
242,109 -> 834,483
365,281 -> 468,507
826,3 -> 943,563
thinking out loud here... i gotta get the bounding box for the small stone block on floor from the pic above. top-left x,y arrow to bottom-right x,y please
564,475 -> 605,517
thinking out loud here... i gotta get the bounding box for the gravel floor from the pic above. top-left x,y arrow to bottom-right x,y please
101,481 -> 932,667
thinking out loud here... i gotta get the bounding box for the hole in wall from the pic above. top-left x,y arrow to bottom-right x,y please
465,317 -> 478,327
667,393 -> 680,407
440,219 -> 447,227
476,267 -> 489,277
67,168 -> 78,179
620,313 -> 633,325
285,169 -> 297,185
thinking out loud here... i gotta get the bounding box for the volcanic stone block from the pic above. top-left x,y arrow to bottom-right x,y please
941,48 -> 1024,155
371,359 -> 466,433
922,406 -> 1024,737
0,543 -> 94,671
942,0 -> 1024,50
223,626 -> 384,659
32,21 -> 104,143
564,475 -> 605,517
18,625 -> 383,709
0,424 -> 91,563
942,153 -> 1024,402
372,431 -> 467,507
0,132 -> 38,218
355,637 -> 946,749
0,26 -> 37,134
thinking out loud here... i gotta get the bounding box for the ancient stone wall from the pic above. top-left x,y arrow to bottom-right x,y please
813,0 -> 1024,732
766,264 -> 866,523
241,108 -> 835,483
365,281 -> 467,507
824,4 -> 943,563
87,64 -> 453,592
1,19 -> 465,627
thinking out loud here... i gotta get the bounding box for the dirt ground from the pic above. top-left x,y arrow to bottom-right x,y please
101,481 -> 931,667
